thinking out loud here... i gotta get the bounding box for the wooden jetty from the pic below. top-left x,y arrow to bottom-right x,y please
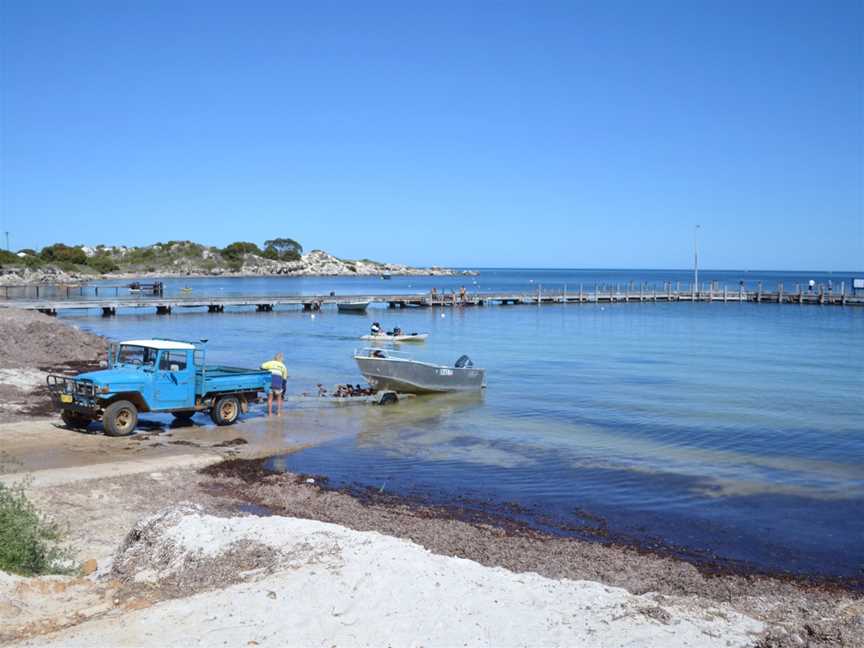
1,281 -> 861,316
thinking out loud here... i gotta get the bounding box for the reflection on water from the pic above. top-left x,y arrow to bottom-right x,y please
62,272 -> 864,577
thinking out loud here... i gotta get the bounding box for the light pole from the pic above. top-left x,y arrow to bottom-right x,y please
694,225 -> 700,296
3,232 -> 8,252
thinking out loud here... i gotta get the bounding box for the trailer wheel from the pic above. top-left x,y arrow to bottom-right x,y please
211,395 -> 240,426
103,400 -> 138,436
61,410 -> 92,430
172,410 -> 195,421
377,392 -> 398,406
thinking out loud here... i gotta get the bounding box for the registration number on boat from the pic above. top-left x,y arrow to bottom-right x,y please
438,369 -> 453,376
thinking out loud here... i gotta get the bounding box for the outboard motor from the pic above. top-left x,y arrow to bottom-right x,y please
454,355 -> 473,368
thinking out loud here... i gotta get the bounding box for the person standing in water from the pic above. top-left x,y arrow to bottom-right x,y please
261,352 -> 288,417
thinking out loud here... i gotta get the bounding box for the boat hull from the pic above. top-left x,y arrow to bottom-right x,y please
355,356 -> 485,393
337,302 -> 370,312
361,334 -> 428,342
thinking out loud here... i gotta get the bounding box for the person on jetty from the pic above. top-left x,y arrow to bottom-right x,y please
261,352 -> 288,417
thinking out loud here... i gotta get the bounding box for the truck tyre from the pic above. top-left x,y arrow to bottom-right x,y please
211,395 -> 240,426
103,400 -> 138,436
61,410 -> 92,430
172,410 -> 195,421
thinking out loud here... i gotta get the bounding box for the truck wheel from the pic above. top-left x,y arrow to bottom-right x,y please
211,395 -> 240,426
172,411 -> 195,421
61,410 -> 92,430
103,400 -> 138,436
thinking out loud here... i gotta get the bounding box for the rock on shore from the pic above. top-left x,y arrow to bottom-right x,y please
0,267 -> 80,286
209,249 -> 455,277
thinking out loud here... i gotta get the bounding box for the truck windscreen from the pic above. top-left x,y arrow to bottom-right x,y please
117,345 -> 157,366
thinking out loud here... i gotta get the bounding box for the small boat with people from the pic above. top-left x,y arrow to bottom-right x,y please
127,281 -> 164,296
361,322 -> 428,342
354,347 -> 485,393
361,333 -> 428,342
337,301 -> 370,312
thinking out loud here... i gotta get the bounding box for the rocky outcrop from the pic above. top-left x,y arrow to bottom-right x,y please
0,247 -> 455,283
0,267 -> 84,285
234,250 -> 453,277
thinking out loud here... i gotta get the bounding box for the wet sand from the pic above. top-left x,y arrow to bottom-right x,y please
0,401 -> 371,479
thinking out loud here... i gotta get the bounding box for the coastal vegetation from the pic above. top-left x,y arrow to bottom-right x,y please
0,238 -> 305,275
0,238 -> 452,282
0,464 -> 71,576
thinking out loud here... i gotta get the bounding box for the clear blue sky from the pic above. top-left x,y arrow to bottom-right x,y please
1,1 -> 861,270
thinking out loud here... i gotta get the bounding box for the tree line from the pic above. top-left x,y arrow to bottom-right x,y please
0,238 -> 304,273
220,238 -> 303,262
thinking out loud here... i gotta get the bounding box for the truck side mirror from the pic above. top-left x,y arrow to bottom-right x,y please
99,360 -> 108,368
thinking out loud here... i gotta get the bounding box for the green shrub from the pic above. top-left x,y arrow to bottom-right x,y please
40,244 -> 87,265
225,257 -> 244,272
263,237 -> 303,261
221,241 -> 261,261
0,249 -> 19,266
0,476 -> 72,575
57,261 -> 84,273
87,255 -> 119,273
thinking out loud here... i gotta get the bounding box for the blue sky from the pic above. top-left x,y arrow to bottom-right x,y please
1,1 -> 861,269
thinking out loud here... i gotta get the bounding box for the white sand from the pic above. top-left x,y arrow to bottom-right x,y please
18,507 -> 763,647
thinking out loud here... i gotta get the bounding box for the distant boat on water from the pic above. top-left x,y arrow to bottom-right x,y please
337,301 -> 370,312
361,332 -> 428,342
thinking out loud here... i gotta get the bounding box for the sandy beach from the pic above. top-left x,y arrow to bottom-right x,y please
0,309 -> 861,647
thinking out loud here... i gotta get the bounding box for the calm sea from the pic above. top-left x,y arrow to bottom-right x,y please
59,269 -> 864,579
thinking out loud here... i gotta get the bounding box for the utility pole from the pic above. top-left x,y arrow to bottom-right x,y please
694,224 -> 700,296
3,232 -> 8,252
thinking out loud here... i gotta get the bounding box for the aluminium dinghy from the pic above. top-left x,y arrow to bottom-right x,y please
354,348 -> 485,393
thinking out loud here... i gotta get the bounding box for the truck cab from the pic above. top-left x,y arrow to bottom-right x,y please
48,338 -> 272,436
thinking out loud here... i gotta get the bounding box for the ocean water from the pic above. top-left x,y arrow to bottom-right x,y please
56,269 -> 864,579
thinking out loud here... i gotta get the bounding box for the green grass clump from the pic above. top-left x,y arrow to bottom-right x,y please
0,473 -> 72,576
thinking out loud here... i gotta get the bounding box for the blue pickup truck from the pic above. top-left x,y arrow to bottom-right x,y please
47,338 -> 272,436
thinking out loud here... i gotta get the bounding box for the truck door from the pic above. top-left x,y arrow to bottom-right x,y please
155,350 -> 194,410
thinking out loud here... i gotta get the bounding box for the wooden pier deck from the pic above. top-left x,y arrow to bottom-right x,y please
1,283 -> 861,316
